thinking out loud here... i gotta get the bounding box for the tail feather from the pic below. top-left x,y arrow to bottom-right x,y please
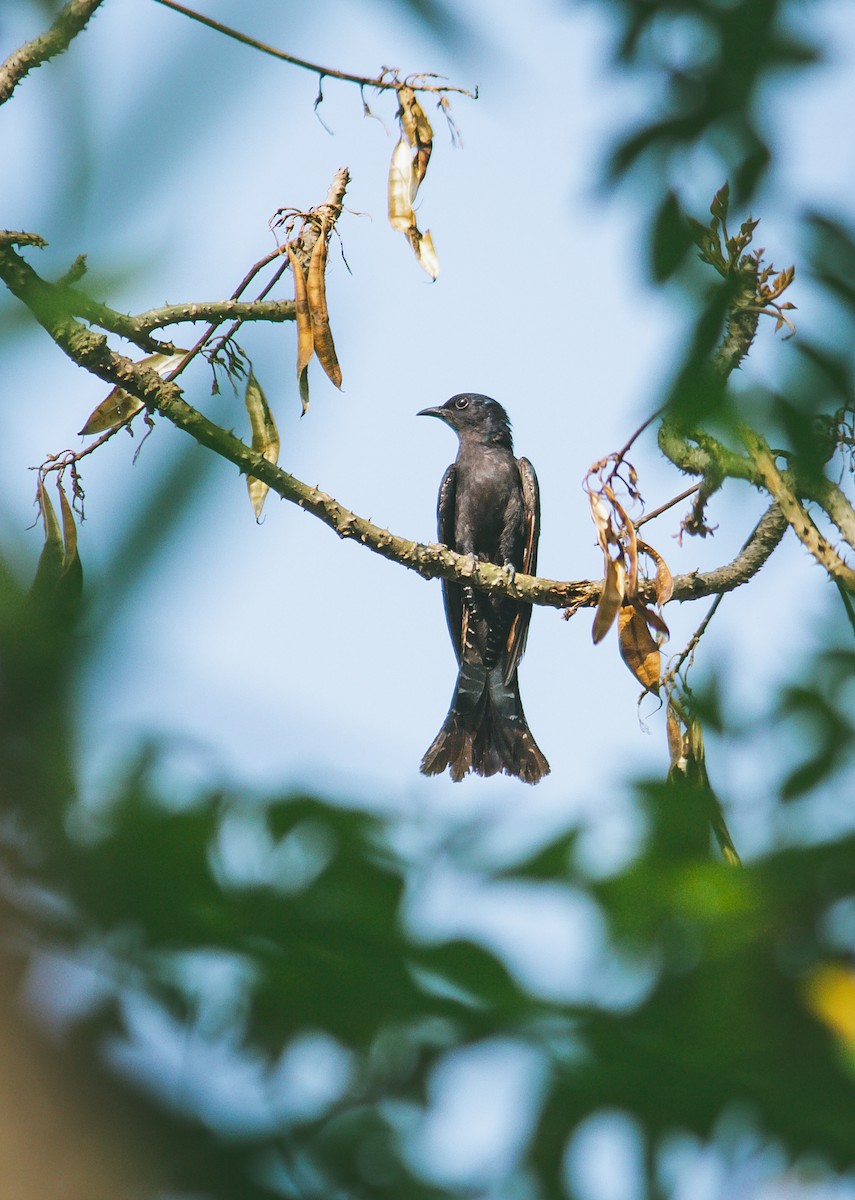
420,662 -> 549,784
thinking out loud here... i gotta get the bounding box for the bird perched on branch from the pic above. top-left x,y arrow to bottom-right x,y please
418,393 -> 550,784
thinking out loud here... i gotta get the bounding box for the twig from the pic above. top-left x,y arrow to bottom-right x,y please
635,484 -> 701,530
151,0 -> 477,98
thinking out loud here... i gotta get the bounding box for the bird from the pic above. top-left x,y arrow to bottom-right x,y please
417,393 -> 550,784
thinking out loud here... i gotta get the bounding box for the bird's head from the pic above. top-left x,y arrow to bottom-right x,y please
418,394 -> 513,449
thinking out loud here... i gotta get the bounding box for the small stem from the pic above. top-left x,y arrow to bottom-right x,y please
151,0 -> 477,97
635,484 -> 701,529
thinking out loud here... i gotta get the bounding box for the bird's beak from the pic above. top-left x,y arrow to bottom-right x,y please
418,405 -> 447,421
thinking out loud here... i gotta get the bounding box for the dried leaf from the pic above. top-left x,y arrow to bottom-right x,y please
244,371 -> 280,519
638,539 -> 674,605
79,350 -> 188,435
287,244 -> 313,414
592,556 -> 626,644
306,221 -> 342,389
618,603 -> 661,693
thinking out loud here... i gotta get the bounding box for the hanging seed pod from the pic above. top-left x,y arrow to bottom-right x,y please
244,370 -> 280,519
306,220 -> 342,389
287,244 -> 314,414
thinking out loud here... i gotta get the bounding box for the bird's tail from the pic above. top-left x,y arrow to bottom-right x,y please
420,659 -> 550,785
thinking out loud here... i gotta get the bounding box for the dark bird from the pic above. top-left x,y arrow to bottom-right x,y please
418,393 -> 550,784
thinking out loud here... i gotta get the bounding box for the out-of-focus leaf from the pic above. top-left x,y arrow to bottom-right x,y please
618,603 -> 660,692
307,220 -> 343,389
244,371 -> 279,519
287,244 -> 313,413
413,938 -> 528,1014
805,965 -> 855,1049
710,181 -> 730,223
651,190 -> 694,281
79,350 -> 188,435
592,556 -> 626,644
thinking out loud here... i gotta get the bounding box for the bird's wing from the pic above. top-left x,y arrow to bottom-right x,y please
438,463 -> 464,663
505,456 -> 540,680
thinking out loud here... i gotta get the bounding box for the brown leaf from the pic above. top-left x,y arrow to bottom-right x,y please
244,371 -> 280,519
592,556 -> 626,644
618,603 -> 661,693
79,350 -> 188,435
306,220 -> 342,389
287,245 -> 313,414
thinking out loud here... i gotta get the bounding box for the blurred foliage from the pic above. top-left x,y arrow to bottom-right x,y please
2,0 -> 855,1198
2,544 -> 855,1197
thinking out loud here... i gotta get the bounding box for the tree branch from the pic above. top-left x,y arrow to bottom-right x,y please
126,298 -> 296,334
740,426 -> 855,591
0,0 -> 104,107
0,234 -> 794,617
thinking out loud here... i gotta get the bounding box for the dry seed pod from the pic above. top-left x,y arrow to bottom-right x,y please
638,539 -> 674,605
592,555 -> 626,644
666,702 -> 685,772
618,603 -> 661,693
397,86 -> 433,189
287,244 -> 314,414
388,137 -> 417,232
79,350 -> 187,435
307,221 -> 342,389
244,371 -> 280,519
414,228 -> 439,281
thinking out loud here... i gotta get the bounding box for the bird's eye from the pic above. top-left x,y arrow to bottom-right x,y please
455,396 -> 470,410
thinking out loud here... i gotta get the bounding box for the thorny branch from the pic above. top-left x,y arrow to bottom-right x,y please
0,234 -> 797,613
0,0 -> 104,107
